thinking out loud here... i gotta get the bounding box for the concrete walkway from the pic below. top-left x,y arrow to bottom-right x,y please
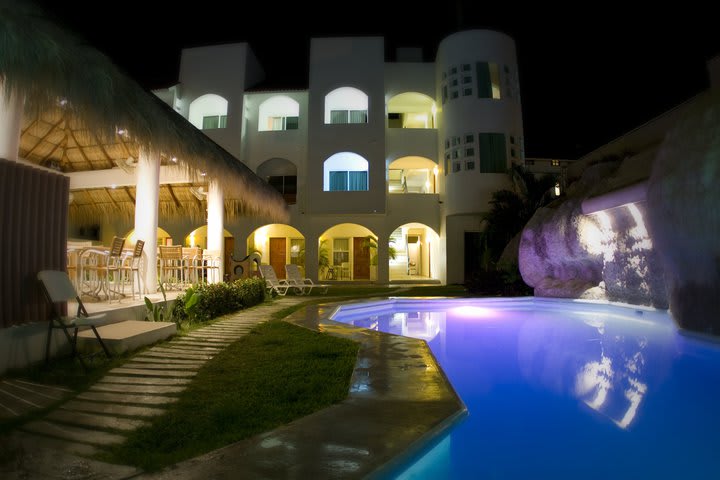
1,297 -> 307,479
1,294 -> 465,479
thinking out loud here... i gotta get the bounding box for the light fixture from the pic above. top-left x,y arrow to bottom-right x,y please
433,166 -> 439,175
171,157 -> 178,163
554,182 -> 561,197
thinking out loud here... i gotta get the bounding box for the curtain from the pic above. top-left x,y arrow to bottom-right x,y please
349,110 -> 367,124
349,171 -> 368,191
476,62 -> 492,98
330,110 -> 348,124
329,171 -> 348,191
479,133 -> 507,173
0,159 -> 68,328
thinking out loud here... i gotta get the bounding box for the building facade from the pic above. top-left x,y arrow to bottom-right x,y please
153,30 -> 524,284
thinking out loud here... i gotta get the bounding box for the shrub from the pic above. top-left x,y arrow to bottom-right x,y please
173,278 -> 267,324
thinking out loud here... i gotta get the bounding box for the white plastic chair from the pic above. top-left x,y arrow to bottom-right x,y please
259,265 -> 291,296
285,264 -> 329,295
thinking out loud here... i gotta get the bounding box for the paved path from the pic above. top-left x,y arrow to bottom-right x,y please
1,297 -> 307,479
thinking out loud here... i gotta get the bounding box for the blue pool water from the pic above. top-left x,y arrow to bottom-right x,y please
331,298 -> 720,479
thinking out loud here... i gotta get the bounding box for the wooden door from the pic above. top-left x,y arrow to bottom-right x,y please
223,237 -> 234,281
269,237 -> 287,279
353,237 -> 370,280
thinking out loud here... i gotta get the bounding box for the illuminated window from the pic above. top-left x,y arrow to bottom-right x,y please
325,87 -> 368,124
387,93 -> 435,129
289,238 -> 304,266
323,152 -> 369,191
477,62 -> 502,99
478,133 -> 507,173
333,238 -> 350,265
189,94 -> 228,130
552,159 -> 560,166
258,96 -> 300,131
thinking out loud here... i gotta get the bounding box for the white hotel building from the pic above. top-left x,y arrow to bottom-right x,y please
153,30 -> 523,285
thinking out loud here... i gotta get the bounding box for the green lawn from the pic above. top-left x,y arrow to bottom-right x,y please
102,320 -> 359,471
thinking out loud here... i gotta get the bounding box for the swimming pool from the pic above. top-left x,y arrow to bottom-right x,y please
330,297 -> 720,479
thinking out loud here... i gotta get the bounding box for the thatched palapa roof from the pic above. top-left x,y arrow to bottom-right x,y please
0,0 -> 289,222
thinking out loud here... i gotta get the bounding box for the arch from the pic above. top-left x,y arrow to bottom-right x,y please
319,223 -> 377,281
388,156 -> 439,194
324,87 -> 368,124
248,224 -> 305,279
388,223 -> 441,281
184,225 -> 233,249
323,152 -> 368,191
387,92 -> 436,129
189,94 -> 228,130
257,158 -> 298,204
258,96 -> 300,131
124,226 -> 172,247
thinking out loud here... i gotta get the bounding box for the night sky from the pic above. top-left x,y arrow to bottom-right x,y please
31,1 -> 720,159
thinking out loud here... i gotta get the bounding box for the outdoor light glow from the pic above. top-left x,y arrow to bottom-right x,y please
554,182 -> 561,196
189,233 -> 195,247
200,171 -> 207,176
171,157 -> 177,163
58,98 -> 67,107
450,305 -> 495,318
433,165 -> 439,176
627,203 -> 653,250
110,184 -> 116,189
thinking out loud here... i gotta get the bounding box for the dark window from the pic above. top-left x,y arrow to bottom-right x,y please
463,88 -> 472,96
285,116 -> 299,130
466,161 -> 475,170
465,134 -> 474,144
476,62 -> 492,98
453,162 -> 461,173
462,64 -> 471,71
462,76 -> 472,84
451,90 -> 459,99
465,148 -> 475,157
450,67 -> 457,75
478,132 -> 507,173
267,175 -> 297,204
442,86 -> 448,105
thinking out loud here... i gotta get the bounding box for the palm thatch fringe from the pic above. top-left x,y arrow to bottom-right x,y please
0,0 -> 288,223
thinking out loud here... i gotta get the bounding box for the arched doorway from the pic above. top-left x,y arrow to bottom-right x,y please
319,223 -> 377,281
388,223 -> 440,281
248,224 -> 305,279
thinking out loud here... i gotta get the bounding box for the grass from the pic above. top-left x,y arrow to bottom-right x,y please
101,320 -> 359,471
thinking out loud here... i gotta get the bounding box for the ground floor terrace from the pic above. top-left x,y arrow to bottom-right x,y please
78,219 -> 449,286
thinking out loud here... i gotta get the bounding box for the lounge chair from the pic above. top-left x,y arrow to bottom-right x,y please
37,270 -> 114,370
259,264 -> 292,296
285,264 -> 330,295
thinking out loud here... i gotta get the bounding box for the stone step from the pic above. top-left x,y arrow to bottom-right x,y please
109,367 -> 197,377
90,383 -> 185,394
78,391 -> 179,405
22,420 -> 126,446
62,399 -> 165,417
161,344 -> 223,353
130,356 -> 206,366
120,362 -> 202,371
139,350 -> 213,361
48,408 -> 147,431
100,376 -> 191,386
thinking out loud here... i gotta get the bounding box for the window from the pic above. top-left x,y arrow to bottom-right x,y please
442,86 -> 448,105
510,135 -> 515,144
477,62 -> 502,99
450,67 -> 457,75
333,238 -> 350,265
323,152 -> 369,191
202,115 -> 227,129
290,238 -> 304,266
189,94 -> 228,130
267,175 -> 297,204
511,149 -> 516,157
465,148 -> 475,157
451,91 -> 459,99
453,162 -> 461,173
444,157 -> 449,176
462,64 -> 471,71
465,161 -> 475,170
258,96 -> 300,131
552,159 -> 560,166
462,76 -> 472,84
325,87 -> 369,124
450,79 -> 458,87
452,150 -> 459,159
463,88 -> 472,96
478,133 -> 507,173
465,134 -> 474,144
445,139 -> 450,149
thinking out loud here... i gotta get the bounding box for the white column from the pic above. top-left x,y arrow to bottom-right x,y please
134,148 -> 160,293
0,83 -> 23,161
207,180 -> 224,283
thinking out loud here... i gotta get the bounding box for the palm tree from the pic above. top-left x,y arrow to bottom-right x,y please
481,164 -> 558,267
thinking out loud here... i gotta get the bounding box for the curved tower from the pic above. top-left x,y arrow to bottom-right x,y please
436,30 -> 523,282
